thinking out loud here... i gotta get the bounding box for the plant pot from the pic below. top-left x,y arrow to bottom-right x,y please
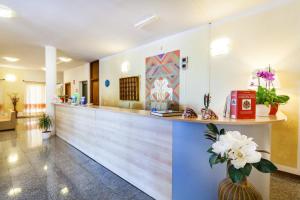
218,178 -> 262,200
256,104 -> 270,117
42,131 -> 51,140
269,103 -> 279,115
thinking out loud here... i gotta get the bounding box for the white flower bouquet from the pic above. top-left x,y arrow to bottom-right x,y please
205,123 -> 277,183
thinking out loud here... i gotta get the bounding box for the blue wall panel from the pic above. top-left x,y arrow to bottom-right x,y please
172,122 -> 226,200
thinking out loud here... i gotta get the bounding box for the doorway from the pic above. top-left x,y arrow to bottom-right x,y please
90,60 -> 99,105
65,82 -> 71,99
80,81 -> 88,99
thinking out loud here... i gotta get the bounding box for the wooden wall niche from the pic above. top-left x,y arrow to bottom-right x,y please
90,60 -> 99,105
119,76 -> 139,101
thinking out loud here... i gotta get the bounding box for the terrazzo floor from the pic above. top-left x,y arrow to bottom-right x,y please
1,118 -> 300,200
0,118 -> 153,200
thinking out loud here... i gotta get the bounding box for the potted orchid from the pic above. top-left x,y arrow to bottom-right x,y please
254,68 -> 289,116
205,123 -> 277,200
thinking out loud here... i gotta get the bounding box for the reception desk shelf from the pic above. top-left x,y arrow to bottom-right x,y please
54,103 -> 286,126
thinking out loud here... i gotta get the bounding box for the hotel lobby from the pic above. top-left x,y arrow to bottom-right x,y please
0,0 -> 300,200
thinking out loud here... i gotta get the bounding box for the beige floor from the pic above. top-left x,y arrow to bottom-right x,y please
271,172 -> 300,200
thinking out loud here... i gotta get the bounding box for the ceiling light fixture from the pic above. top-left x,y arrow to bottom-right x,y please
134,14 -> 159,29
58,57 -> 72,63
0,4 -> 15,18
2,57 -> 19,62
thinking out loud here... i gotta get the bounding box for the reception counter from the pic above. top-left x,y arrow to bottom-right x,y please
54,103 -> 286,200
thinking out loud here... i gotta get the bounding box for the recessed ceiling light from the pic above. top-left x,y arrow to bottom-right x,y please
0,4 -> 15,18
8,188 -> 22,196
58,57 -> 72,63
2,57 -> 19,62
134,14 -> 159,29
60,187 -> 69,195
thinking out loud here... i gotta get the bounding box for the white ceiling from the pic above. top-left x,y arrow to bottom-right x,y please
0,0 -> 275,71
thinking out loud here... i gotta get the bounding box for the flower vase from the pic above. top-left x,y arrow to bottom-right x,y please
256,104 -> 270,117
269,103 -> 279,115
218,178 -> 262,200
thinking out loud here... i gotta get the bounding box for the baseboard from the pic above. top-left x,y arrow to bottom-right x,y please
276,163 -> 300,175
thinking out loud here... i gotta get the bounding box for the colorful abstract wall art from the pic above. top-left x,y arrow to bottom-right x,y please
145,50 -> 180,110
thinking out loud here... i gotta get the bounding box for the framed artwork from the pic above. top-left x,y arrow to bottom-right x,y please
145,50 -> 180,110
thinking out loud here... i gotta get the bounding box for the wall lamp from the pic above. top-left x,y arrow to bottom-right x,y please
210,37 -> 231,56
0,74 -> 17,82
121,61 -> 129,73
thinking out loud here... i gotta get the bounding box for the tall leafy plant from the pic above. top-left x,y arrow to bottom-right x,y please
205,123 -> 277,183
39,113 -> 52,133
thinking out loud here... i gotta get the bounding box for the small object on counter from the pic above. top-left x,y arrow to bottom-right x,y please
183,107 -> 198,119
151,108 -> 157,112
201,108 -> 218,120
71,96 -> 77,104
200,93 -> 218,120
80,96 -> 87,105
230,90 -> 256,119
70,92 -> 80,105
204,93 -> 210,109
223,95 -> 231,118
151,110 -> 183,117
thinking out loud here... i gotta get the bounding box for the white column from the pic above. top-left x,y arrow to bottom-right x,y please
45,46 -> 57,133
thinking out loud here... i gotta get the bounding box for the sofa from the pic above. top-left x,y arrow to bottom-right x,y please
0,111 -> 16,131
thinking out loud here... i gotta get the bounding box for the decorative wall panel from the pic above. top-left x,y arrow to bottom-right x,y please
145,50 -> 180,110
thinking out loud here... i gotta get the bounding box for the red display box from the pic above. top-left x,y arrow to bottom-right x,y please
230,90 -> 256,119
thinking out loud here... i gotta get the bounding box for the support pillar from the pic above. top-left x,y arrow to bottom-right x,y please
45,46 -> 57,134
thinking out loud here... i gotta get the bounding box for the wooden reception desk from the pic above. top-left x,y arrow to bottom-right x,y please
54,103 -> 286,200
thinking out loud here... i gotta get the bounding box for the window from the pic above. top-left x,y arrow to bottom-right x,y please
24,83 -> 46,116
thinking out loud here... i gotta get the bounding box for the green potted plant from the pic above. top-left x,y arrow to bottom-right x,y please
205,123 -> 277,200
39,113 -> 52,139
255,68 -> 289,116
256,86 -> 289,116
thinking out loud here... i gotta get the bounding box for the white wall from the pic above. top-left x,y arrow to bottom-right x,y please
100,26 -> 210,110
99,0 -> 300,172
63,63 -> 90,102
209,0 -> 300,172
